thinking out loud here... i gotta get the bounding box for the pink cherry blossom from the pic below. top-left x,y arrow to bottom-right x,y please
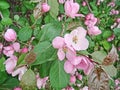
3,45 -> 14,57
87,26 -> 101,36
59,0 -> 65,4
85,13 -> 97,27
82,1 -> 86,6
12,66 -> 27,80
64,27 -> 89,51
76,56 -> 94,75
13,87 -> 22,90
52,36 -> 76,61
12,42 -> 20,52
70,75 -> 76,84
36,74 -> 48,89
64,0 -> 84,18
4,29 -> 17,42
41,3 -> 50,13
4,55 -> 17,74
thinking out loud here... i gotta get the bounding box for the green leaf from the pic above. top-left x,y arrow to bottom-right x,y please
32,41 -> 57,65
23,1 -> 34,10
0,1 -> 10,10
37,22 -> 62,42
102,40 -> 112,51
39,61 -> 53,78
0,57 -> 5,71
1,9 -> 10,17
91,51 -> 107,64
50,60 -> 70,89
48,0 -> 59,19
18,27 -> 32,41
17,54 -> 26,66
20,69 -> 36,90
0,71 -> 8,84
102,65 -> 117,77
0,77 -> 19,89
1,18 -> 12,25
102,30 -> 112,39
113,28 -> 120,36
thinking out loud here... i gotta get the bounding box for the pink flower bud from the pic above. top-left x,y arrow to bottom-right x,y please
82,1 -> 86,6
116,18 -> 120,23
58,0 -> 65,4
42,3 -> 50,13
21,47 -> 28,53
4,29 -> 17,42
14,87 -> 22,90
70,75 -> 76,84
77,74 -> 82,81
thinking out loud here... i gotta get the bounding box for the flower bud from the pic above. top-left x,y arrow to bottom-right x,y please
14,87 -> 22,90
4,29 -> 17,42
21,47 -> 28,53
42,3 -> 50,13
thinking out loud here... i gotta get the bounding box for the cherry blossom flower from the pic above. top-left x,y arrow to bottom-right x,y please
80,86 -> 88,90
12,42 -> 20,52
87,26 -> 101,36
12,66 -> 27,80
36,74 -> 48,89
64,0 -> 84,18
85,13 -> 97,27
41,3 -> 50,13
52,36 -> 76,61
4,55 -> 17,74
4,29 -> 17,42
64,27 -> 89,51
3,45 -> 14,57
76,56 -> 94,75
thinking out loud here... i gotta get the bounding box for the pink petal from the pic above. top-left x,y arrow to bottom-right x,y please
64,60 -> 74,73
69,56 -> 81,66
57,48 -> 65,61
12,42 -> 20,52
52,36 -> 65,49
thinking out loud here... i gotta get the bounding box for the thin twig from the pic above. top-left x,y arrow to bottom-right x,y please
85,0 -> 92,13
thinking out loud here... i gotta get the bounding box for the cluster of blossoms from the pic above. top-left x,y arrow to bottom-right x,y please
1,29 -> 48,89
85,13 -> 101,36
52,27 -> 94,89
1,29 -> 28,79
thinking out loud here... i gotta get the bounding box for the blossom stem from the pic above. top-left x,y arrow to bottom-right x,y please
84,0 -> 92,13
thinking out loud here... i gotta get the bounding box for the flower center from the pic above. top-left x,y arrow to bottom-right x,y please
63,47 -> 68,53
72,35 -> 78,44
